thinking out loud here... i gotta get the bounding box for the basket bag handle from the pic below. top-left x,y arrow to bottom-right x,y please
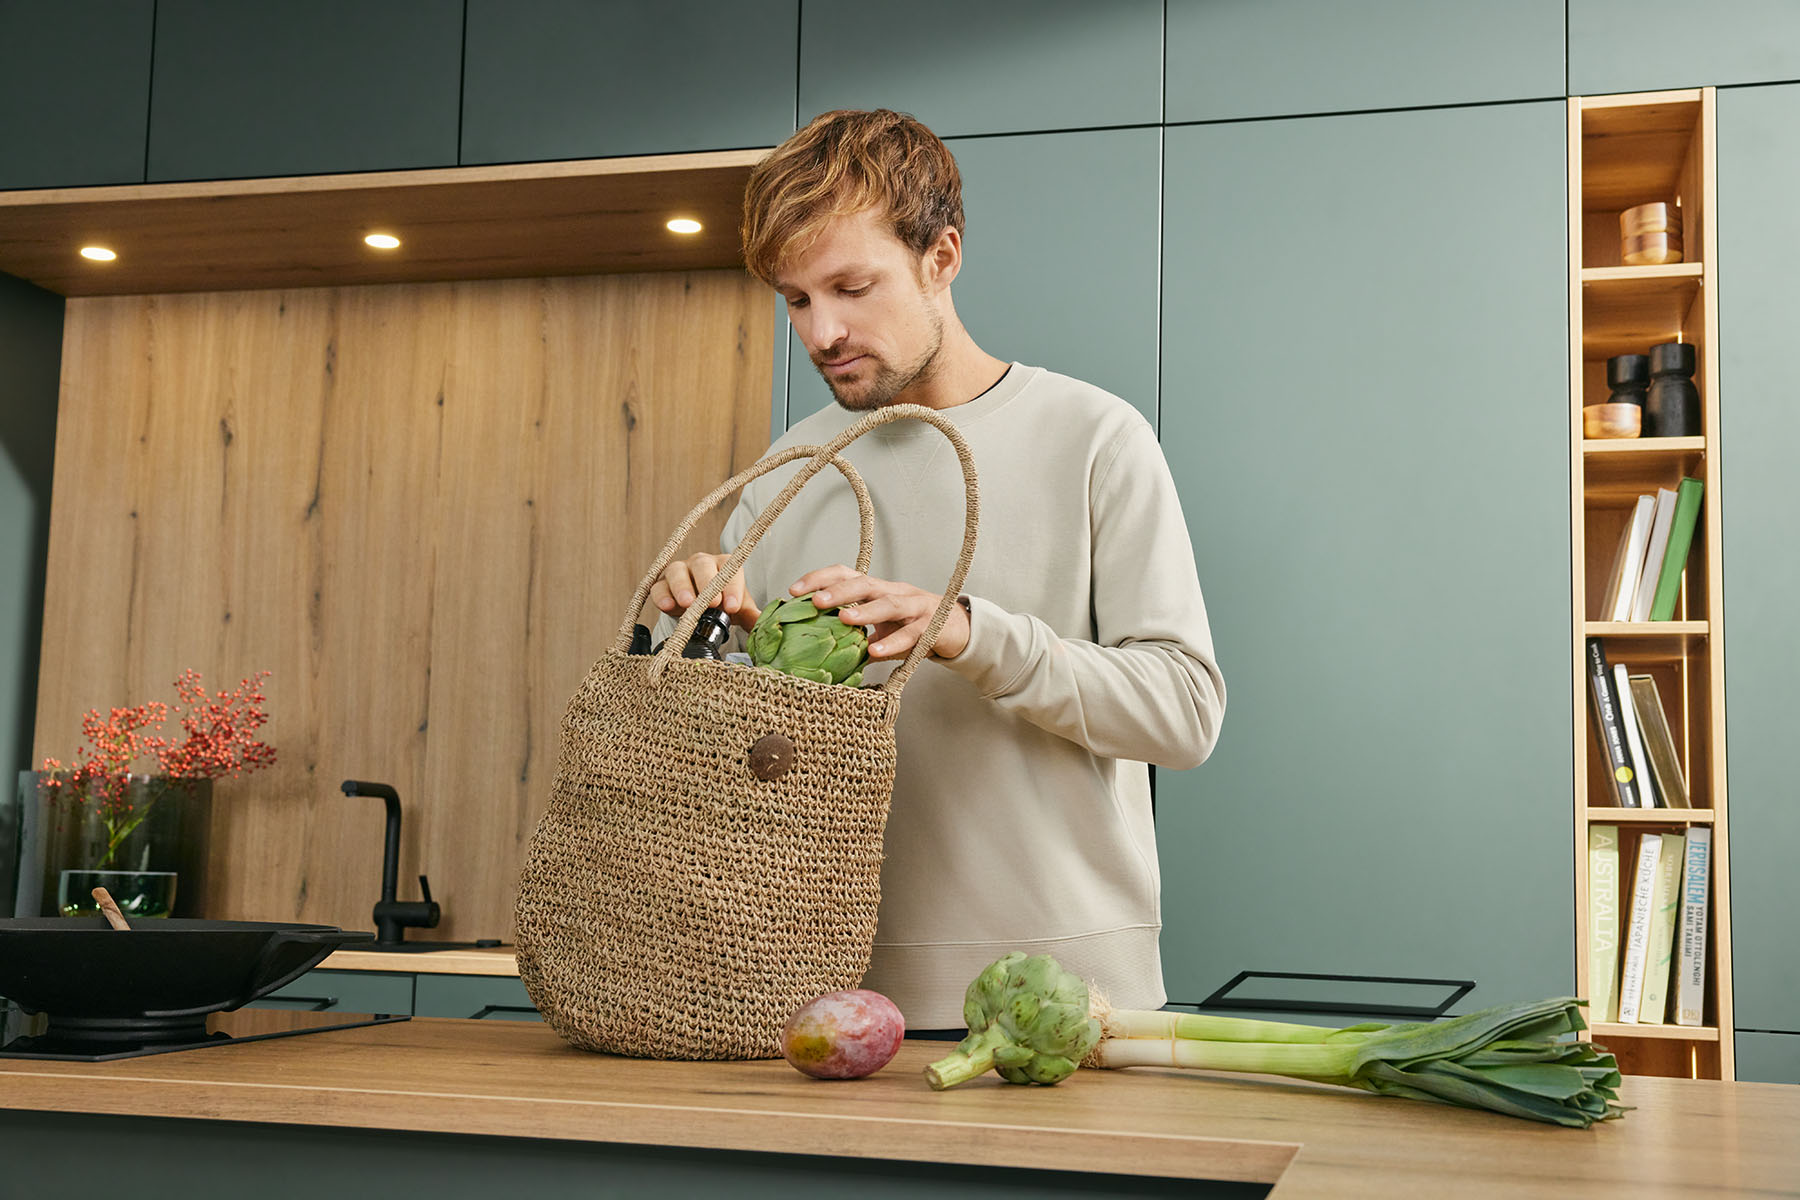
622,403 -> 979,705
616,444 -> 876,649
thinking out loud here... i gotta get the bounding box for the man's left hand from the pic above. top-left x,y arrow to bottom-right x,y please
791,565 -> 970,661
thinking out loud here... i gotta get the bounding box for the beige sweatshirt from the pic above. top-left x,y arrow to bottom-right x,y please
715,363 -> 1225,1027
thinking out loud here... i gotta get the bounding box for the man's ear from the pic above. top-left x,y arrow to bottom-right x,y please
921,225 -> 962,292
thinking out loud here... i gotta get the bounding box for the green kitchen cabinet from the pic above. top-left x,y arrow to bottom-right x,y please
0,0 -> 153,189
0,274 -> 62,827
1571,1 -> 1800,95
414,973 -> 541,1022
1734,1032 -> 1800,1087
1164,0 -> 1564,124
799,0 -> 1162,138
460,0 -> 798,165
145,0 -> 462,183
245,968 -> 538,1022
1717,83 -> 1800,1039
249,970 -> 414,1015
787,127 -> 1160,428
1155,101 -> 1573,1014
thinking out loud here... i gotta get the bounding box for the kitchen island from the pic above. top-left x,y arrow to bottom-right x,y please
1,1017 -> 1794,1198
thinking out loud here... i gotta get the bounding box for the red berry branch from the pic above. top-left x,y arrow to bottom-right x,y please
39,670 -> 276,867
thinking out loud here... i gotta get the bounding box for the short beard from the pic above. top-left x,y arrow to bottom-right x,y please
824,303 -> 945,412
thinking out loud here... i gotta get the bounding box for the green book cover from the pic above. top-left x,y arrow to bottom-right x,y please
1587,825 -> 1621,1024
1649,477 -> 1705,621
1638,831 -> 1686,1025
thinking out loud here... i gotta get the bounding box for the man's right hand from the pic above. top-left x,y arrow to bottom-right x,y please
649,553 -> 760,630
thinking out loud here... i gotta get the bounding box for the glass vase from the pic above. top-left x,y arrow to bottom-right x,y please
13,771 -> 213,919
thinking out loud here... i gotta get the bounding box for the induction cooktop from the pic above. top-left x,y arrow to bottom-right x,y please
0,1004 -> 409,1062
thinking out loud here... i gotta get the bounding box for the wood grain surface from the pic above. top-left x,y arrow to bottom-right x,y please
0,151 -> 763,296
32,272 -> 773,940
3,1019 -> 1796,1197
319,947 -> 519,976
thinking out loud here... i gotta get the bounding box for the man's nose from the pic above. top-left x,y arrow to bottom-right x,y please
806,300 -> 849,353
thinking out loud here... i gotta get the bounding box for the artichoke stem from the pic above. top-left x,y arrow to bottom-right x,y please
924,1027 -> 1007,1091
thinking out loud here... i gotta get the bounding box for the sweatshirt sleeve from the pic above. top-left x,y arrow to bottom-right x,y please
937,420 -> 1226,771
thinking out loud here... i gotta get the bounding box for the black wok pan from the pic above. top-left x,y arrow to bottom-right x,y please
0,919 -> 373,1031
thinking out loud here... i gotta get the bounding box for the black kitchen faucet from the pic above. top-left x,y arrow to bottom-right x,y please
341,780 -> 440,946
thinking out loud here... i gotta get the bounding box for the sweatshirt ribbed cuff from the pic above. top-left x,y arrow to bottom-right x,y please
938,594 -> 1041,698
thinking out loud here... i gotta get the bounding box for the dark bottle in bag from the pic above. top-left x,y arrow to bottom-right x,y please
648,607 -> 732,660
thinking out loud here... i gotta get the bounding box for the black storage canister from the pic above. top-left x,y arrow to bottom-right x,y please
1645,341 -> 1701,437
1606,353 -> 1650,407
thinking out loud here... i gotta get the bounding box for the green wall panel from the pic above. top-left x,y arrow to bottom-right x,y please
1734,1031 -> 1800,1086
146,0 -> 462,182
1571,1 -> 1800,95
0,273 -> 62,807
788,127 -> 1160,428
1156,101 -> 1572,1013
799,0 -> 1162,137
1166,0 -> 1565,123
1717,83 -> 1800,1037
0,0 -> 153,189
460,0 -> 797,165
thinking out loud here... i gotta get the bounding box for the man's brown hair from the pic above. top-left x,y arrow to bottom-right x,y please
741,109 -> 964,286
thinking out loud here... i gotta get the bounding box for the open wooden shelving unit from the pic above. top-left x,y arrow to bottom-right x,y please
1568,89 -> 1733,1080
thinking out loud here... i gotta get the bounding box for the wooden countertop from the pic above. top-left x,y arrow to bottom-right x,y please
319,946 -> 519,975
2,1019 -> 1794,1196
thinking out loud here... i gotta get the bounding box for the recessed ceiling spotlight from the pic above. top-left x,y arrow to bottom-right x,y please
666,218 -> 703,235
79,246 -> 117,262
364,233 -> 401,249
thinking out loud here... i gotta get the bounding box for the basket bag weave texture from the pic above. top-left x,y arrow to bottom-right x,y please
515,404 -> 979,1059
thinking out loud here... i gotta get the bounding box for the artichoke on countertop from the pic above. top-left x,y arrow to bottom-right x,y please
747,593 -> 869,686
924,952 -> 1102,1089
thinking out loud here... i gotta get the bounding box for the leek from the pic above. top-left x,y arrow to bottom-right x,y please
1086,994 -> 1630,1129
926,954 -> 1629,1128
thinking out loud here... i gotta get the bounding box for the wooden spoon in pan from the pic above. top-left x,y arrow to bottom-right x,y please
90,886 -> 131,930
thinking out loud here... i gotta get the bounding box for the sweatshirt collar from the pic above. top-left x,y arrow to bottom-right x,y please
873,361 -> 1036,439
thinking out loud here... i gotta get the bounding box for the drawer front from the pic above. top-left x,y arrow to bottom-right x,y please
413,974 -> 540,1022
247,970 -> 415,1015
1734,1031 -> 1800,1086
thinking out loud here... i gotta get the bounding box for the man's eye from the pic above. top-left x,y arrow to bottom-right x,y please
785,295 -> 809,309
843,285 -> 872,297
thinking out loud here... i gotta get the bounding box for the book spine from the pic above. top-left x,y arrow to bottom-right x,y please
1630,488 -> 1678,623
1628,674 -> 1691,809
1587,825 -> 1622,1025
1650,477 -> 1705,622
1675,826 -> 1713,1027
1614,663 -> 1659,808
1612,495 -> 1655,622
1638,832 -> 1686,1025
1616,833 -> 1663,1023
1586,639 -> 1640,807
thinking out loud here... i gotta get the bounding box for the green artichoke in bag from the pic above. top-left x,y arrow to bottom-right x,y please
747,593 -> 869,686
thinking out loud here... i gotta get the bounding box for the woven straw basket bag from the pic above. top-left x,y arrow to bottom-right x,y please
515,403 -> 978,1059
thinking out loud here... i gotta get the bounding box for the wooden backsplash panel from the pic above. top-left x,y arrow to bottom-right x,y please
33,272 -> 774,939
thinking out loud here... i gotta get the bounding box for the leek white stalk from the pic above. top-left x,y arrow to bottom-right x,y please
1084,995 -> 1630,1128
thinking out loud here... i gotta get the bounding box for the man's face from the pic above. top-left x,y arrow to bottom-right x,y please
775,208 -> 946,411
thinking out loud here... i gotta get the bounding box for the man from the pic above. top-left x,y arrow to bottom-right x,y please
651,109 -> 1224,1030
